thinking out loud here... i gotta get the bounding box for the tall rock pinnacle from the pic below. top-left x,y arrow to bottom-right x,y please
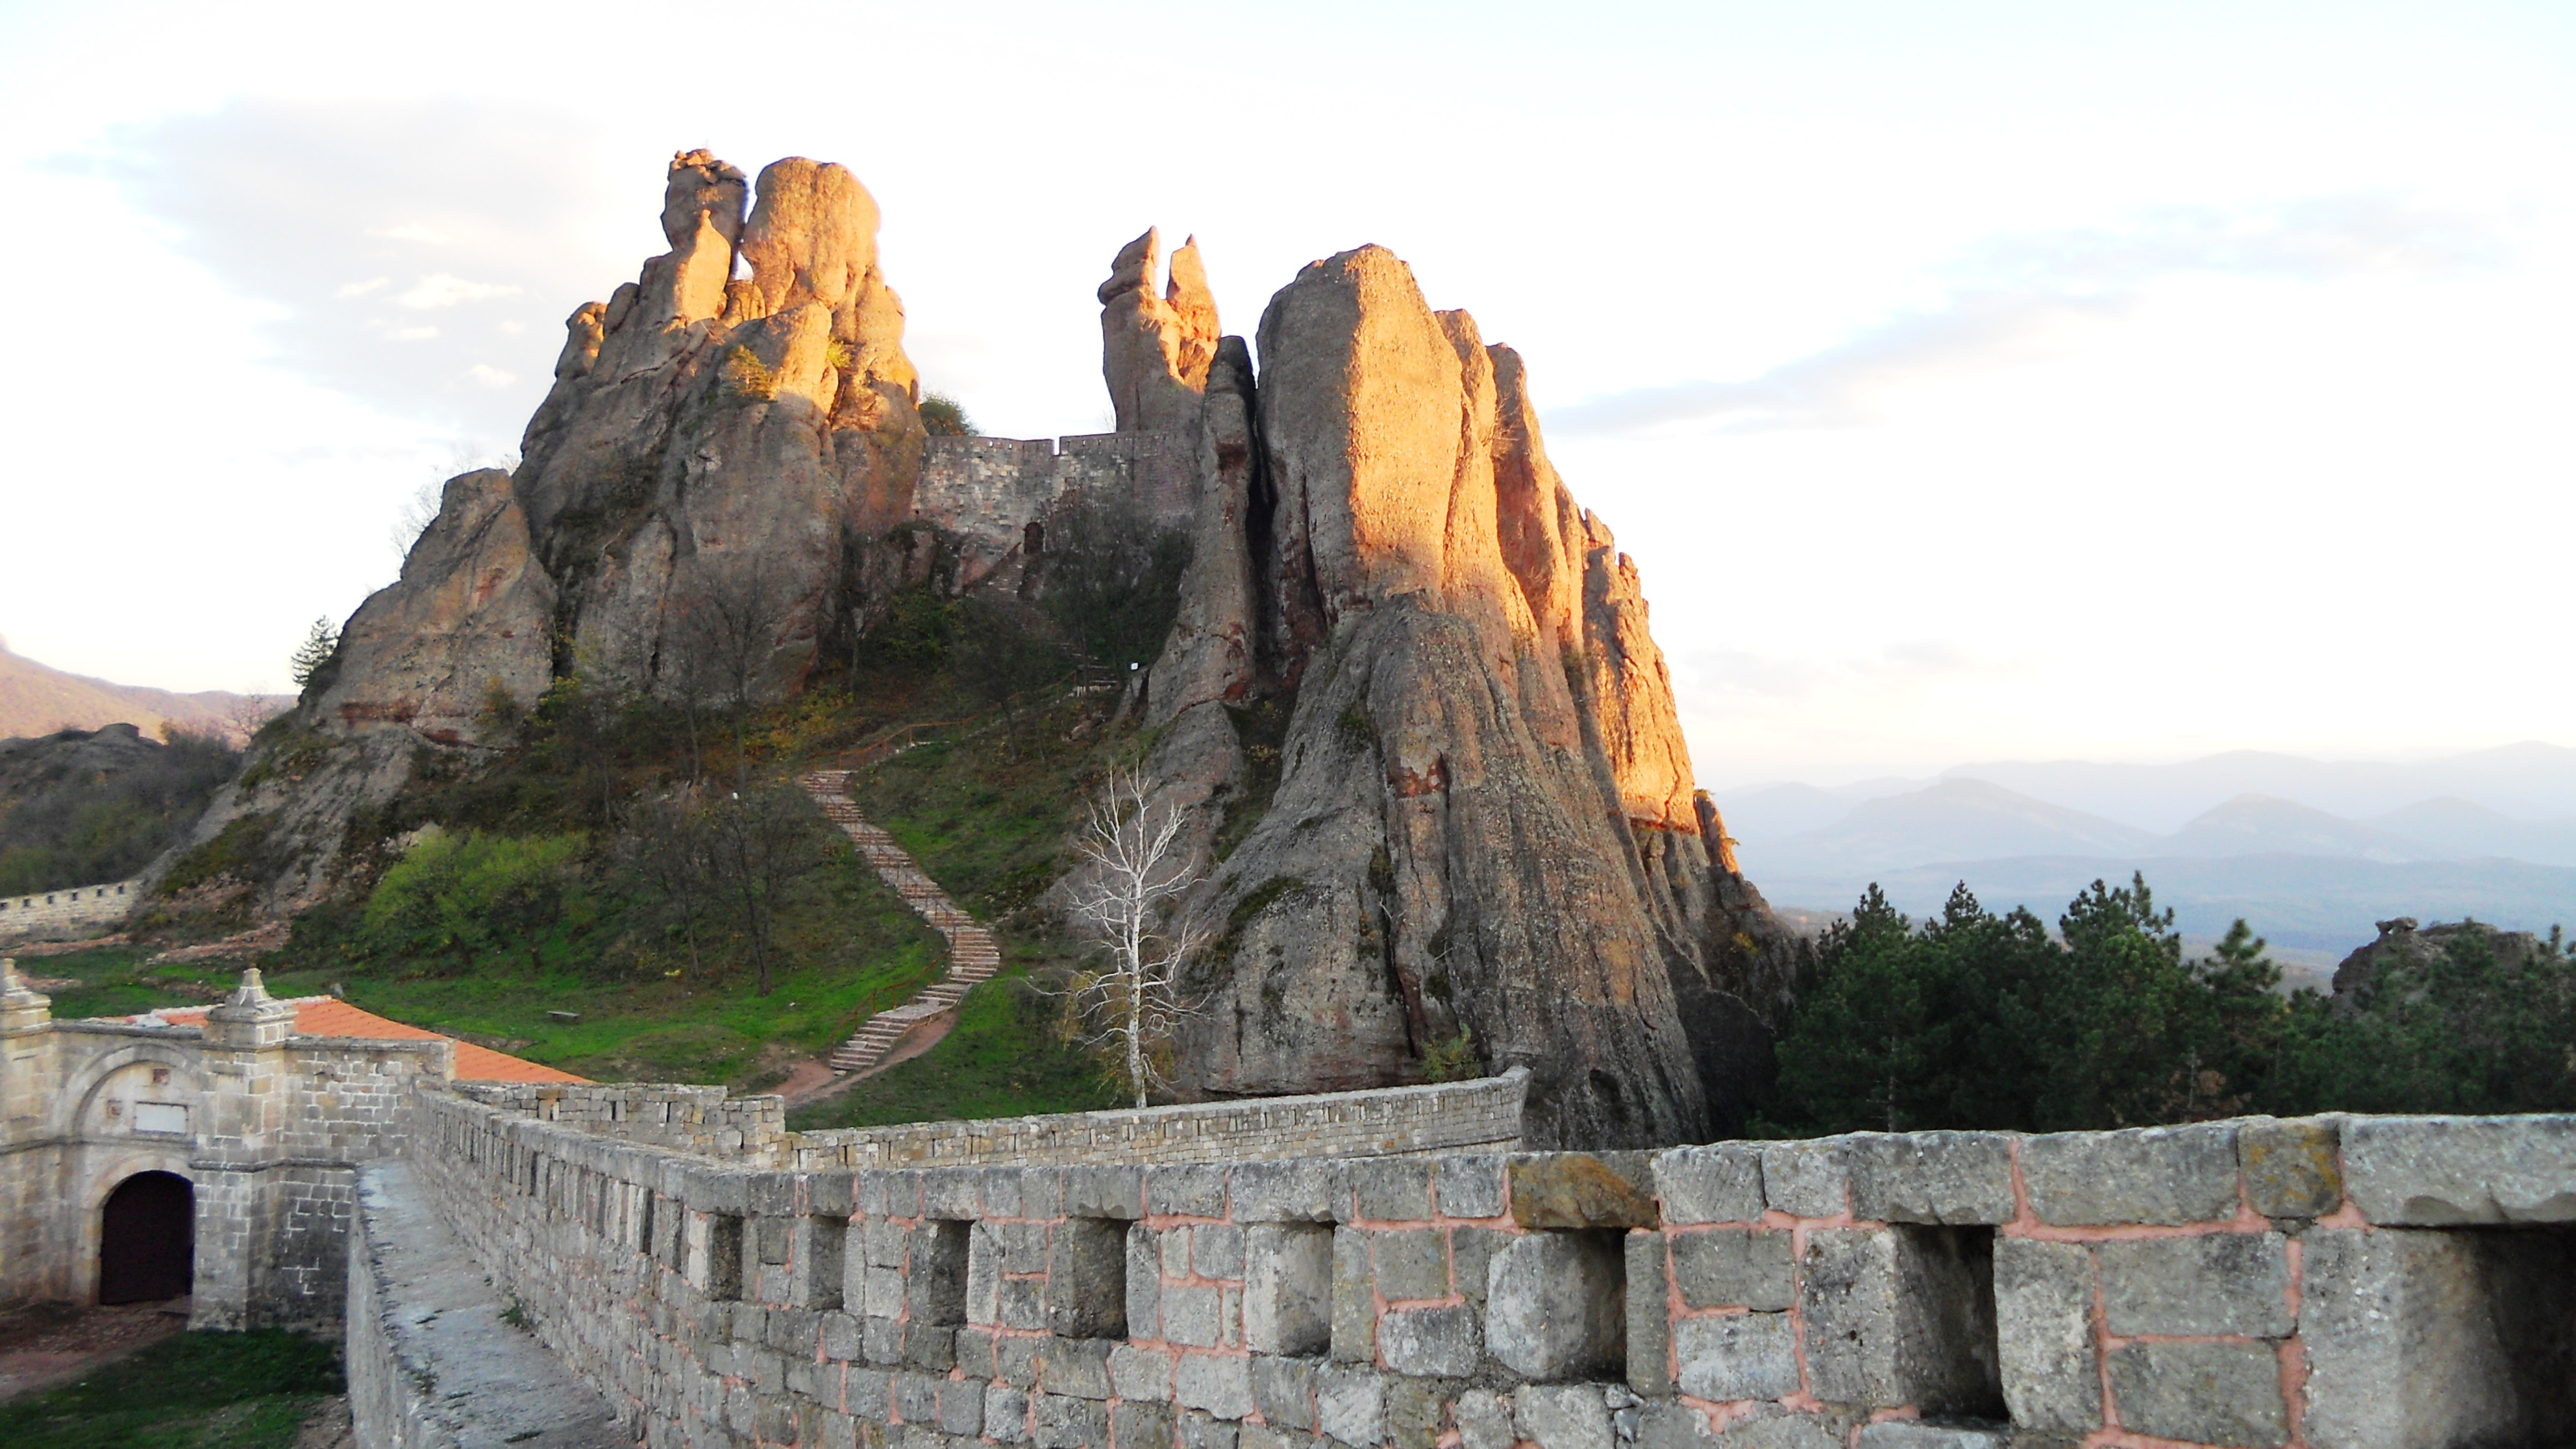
1100,229 -> 1221,433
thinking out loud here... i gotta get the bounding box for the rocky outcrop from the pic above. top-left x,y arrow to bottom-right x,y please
1144,246 -> 1803,1148
313,470 -> 552,745
1100,229 -> 1220,434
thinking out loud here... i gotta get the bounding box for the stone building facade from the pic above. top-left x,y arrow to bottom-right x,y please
0,961 -> 576,1330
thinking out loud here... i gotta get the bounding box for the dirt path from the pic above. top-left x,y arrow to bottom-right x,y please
773,1011 -> 959,1108
0,1300 -> 187,1404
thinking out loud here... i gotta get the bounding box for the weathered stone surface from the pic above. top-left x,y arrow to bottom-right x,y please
1669,1230 -> 1792,1312
2021,1122 -> 2238,1226
2105,1341 -> 2286,1447
2299,1225 -> 2576,1448
1843,1133 -> 2016,1226
1099,228 -> 1215,434
1378,1304 -> 1480,1378
1510,1154 -> 1659,1229
1175,1353 -> 1255,1420
1673,1313 -> 1798,1401
2236,1115 -> 2343,1219
1454,1389 -> 1514,1449
1624,1233 -> 1673,1397
2096,1233 -> 2290,1338
1852,1428 -> 2006,1449
1515,1385 -> 1612,1449
1315,1366 -> 1385,1447
1244,1224 -> 1331,1356
2342,1114 -> 2576,1224
1992,1238 -> 2099,1433
1652,1146 -> 1764,1226
1798,1228 -> 2000,1413
1485,1232 -> 1625,1381
1758,1139 -> 1850,1219
316,469 -> 554,747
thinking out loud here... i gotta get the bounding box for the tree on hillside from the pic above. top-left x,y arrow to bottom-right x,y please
1059,768 -> 1207,1108
671,554 -> 795,789
289,618 -> 341,695
1037,495 -> 1191,671
708,784 -> 828,997
953,598 -> 1069,760
919,393 -> 974,436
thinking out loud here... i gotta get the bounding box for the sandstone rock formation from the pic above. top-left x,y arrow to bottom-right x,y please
1141,246 -> 1803,1147
1100,229 -> 1220,434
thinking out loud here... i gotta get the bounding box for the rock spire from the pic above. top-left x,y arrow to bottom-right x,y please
1100,228 -> 1221,433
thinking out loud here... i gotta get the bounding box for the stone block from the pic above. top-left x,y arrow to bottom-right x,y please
1378,1304 -> 1480,1377
998,1335 -> 1042,1388
1712,1412 -> 1837,1449
1674,1313 -> 1798,1402
1652,1145 -> 1765,1226
1624,1233 -> 1673,1397
1001,1275 -> 1050,1331
1041,1337 -> 1115,1400
978,1381 -> 1030,1433
1844,1133 -> 2016,1226
865,1315 -> 905,1365
2299,1225 -> 2576,1449
1164,1283 -> 1224,1346
1253,1356 -> 1317,1431
1241,1428 -> 1315,1449
904,1324 -> 957,1372
1316,1366 -> 1385,1448
1798,1228 -> 2000,1412
1129,1224 -> 1165,1341
823,1311 -> 863,1362
897,1372 -> 942,1424
1453,1389 -> 1514,1449
1434,1156 -> 1507,1219
1487,1231 -> 1627,1381
1370,1229 -> 1450,1302
1633,1404 -> 1716,1449
1194,1224 -> 1246,1280
1233,1161 -> 1337,1223
1111,1343 -> 1174,1402
2021,1122 -> 2237,1226
849,1368 -> 895,1420
939,1379 -> 986,1437
1066,1165 -> 1146,1220
1175,1352 -> 1256,1420
1759,1138 -> 1852,1219
1037,1393 -> 1111,1449
1180,1408 -> 1239,1449
924,1169 -> 980,1220
1331,1228 -> 1376,1364
1852,1427 -> 2005,1449
1116,1402 -> 1176,1449
1150,1165 -> 1230,1219
1449,1227 -> 1507,1312
1352,1160 -> 1435,1221
1021,1169 -> 1064,1220
1246,1224 -> 1332,1356
1511,1154 -> 1660,1229
2342,1114 -> 2576,1225
1516,1385 -> 1612,1449
1992,1237 -> 2098,1433
957,1328 -> 997,1379
2237,1116 -> 2342,1220
2096,1232 -> 2290,1338
1670,1230 -> 1792,1312
1050,1218 -> 1130,1339
2106,1341 -> 2286,1447
979,1166 -> 1025,1219
912,1220 -> 970,1324
1383,1377 -> 1447,1449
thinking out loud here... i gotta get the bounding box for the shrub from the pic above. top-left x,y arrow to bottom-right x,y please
361,827 -> 588,972
723,345 -> 782,401
919,392 -> 973,436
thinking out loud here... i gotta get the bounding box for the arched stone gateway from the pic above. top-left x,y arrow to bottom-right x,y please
97,1170 -> 192,1304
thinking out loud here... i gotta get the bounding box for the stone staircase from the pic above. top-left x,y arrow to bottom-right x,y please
800,770 -> 1003,1077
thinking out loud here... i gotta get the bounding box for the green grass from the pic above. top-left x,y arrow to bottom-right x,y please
0,1329 -> 340,1448
11,944 -> 244,1021
269,847 -> 943,1091
789,961 -> 1126,1130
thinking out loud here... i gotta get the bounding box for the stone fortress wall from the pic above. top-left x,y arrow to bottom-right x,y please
0,877 -> 139,944
914,432 -> 1195,587
368,1071 -> 2576,1449
0,967 -> 447,1330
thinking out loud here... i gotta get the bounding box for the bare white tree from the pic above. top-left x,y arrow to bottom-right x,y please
1062,768 -> 1206,1108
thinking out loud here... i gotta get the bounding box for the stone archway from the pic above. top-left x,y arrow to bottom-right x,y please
98,1170 -> 193,1304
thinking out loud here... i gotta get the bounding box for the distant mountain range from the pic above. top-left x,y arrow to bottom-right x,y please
1722,747 -> 2576,956
0,638 -> 288,745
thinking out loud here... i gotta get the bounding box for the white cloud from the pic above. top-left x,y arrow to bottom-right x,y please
386,325 -> 438,340
394,272 -> 522,309
1548,195 -> 2514,436
365,223 -> 449,245
335,276 -> 388,298
465,364 -> 515,387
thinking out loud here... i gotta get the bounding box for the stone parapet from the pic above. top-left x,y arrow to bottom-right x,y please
0,878 -> 138,945
391,1095 -> 2576,1449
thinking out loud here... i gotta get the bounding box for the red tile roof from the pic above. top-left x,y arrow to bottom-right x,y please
135,997 -> 587,1084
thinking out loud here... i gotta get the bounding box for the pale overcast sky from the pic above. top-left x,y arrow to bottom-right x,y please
1,1 -> 2570,785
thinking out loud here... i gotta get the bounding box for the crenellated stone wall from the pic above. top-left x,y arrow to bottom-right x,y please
391,1077 -> 2576,1449
0,878 -> 139,944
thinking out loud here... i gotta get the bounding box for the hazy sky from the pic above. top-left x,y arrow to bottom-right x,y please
2,1 -> 2570,786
